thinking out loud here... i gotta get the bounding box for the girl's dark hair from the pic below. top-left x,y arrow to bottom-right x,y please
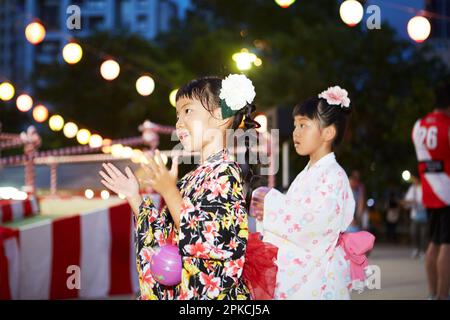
292,96 -> 352,148
176,76 -> 261,209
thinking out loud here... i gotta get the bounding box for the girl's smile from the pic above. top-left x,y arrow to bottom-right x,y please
176,129 -> 190,141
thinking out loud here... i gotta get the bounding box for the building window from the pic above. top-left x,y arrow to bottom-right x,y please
138,0 -> 148,7
89,16 -> 104,31
38,0 -> 60,31
88,0 -> 106,9
137,14 -> 147,29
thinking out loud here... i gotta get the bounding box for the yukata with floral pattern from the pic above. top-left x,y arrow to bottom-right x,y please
134,149 -> 251,300
261,152 -> 355,300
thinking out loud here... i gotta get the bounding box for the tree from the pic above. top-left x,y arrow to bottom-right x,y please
159,0 -> 448,196
4,0 -> 448,199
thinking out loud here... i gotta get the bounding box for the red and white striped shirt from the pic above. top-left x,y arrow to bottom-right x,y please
412,111 -> 450,209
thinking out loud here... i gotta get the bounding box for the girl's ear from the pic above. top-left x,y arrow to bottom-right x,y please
323,125 -> 337,143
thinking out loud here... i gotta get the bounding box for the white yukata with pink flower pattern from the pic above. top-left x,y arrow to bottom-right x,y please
261,152 -> 355,299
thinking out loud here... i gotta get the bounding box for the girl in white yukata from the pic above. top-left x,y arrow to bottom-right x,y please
251,86 -> 374,300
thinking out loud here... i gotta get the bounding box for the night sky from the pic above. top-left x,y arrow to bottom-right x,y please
175,0 -> 426,40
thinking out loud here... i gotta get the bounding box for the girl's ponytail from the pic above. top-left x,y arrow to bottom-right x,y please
232,103 -> 261,210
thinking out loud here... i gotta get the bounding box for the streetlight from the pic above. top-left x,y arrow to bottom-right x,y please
232,49 -> 260,71
402,170 -> 411,182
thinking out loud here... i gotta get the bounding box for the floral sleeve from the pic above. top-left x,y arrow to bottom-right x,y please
135,196 -> 174,252
178,163 -> 248,261
134,196 -> 177,300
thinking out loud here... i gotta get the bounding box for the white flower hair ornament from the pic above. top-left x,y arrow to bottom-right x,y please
318,86 -> 351,109
219,74 -> 256,119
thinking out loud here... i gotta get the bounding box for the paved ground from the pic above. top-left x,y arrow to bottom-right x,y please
351,244 -> 428,300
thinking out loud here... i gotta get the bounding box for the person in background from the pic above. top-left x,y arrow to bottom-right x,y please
385,193 -> 400,243
402,173 -> 428,259
412,81 -> 450,300
347,170 -> 368,232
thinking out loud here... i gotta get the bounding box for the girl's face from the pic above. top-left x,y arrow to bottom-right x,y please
175,97 -> 227,153
292,115 -> 328,156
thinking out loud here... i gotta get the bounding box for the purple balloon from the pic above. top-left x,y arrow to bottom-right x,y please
150,244 -> 182,286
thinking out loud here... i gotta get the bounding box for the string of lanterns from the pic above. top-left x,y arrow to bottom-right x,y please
2,83 -> 140,160
273,0 -> 441,43
18,19 -> 179,102
0,18 -> 183,161
2,2 -> 445,130
338,0 -> 432,43
2,83 -> 178,165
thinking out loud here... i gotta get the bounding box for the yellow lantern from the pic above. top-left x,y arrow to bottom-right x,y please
89,134 -> 103,148
407,16 -> 431,43
339,0 -> 364,27
111,144 -> 124,157
121,146 -> 133,158
16,94 -> 33,111
100,190 -> 110,200
32,105 -> 48,122
102,138 -> 112,146
62,42 -> 83,64
100,59 -> 120,80
169,89 -> 178,107
49,115 -> 64,131
85,189 -> 94,199
275,0 -> 296,8
102,146 -> 112,154
63,122 -> 78,138
131,149 -> 143,163
136,75 -> 155,96
0,82 -> 15,101
101,138 -> 112,153
25,21 -> 46,45
76,129 -> 91,145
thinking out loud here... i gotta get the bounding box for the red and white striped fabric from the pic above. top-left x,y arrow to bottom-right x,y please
0,197 -> 39,223
0,195 -> 163,300
0,227 -> 20,299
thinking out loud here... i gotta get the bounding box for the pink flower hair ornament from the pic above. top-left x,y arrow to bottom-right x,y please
318,86 -> 351,109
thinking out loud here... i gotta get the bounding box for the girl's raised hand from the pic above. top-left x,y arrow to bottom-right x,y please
99,163 -> 140,199
140,150 -> 179,197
